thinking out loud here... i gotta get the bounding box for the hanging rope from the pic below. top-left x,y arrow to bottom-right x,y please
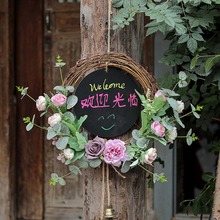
101,162 -> 105,220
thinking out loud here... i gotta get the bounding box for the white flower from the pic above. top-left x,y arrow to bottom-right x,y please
144,148 -> 157,164
36,96 -> 46,111
177,100 -> 184,113
167,127 -> 177,143
48,113 -> 62,127
63,148 -> 74,160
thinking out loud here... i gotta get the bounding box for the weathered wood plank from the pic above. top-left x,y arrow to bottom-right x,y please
0,0 -> 16,219
15,0 -> 43,219
212,153 -> 220,219
81,1 -> 154,219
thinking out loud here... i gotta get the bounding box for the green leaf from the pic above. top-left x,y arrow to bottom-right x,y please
178,80 -> 188,88
26,122 -> 34,131
136,137 -> 148,148
58,177 -> 66,186
53,86 -> 65,92
132,129 -> 142,140
72,150 -> 85,162
76,132 -> 87,150
67,95 -> 78,109
55,137 -> 69,150
46,128 -> 57,140
187,38 -> 198,53
178,34 -> 189,44
69,165 -> 82,175
51,173 -> 59,181
190,56 -> 199,69
112,0 -> 124,8
179,71 -> 187,80
130,159 -> 139,168
65,86 -> 74,92
75,115 -> 88,131
121,161 -> 131,173
89,159 -> 102,168
167,97 -> 178,111
204,56 -> 220,73
77,157 -> 89,169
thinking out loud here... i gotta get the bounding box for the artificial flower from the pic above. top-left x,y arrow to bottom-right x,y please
144,148 -> 157,164
103,139 -> 127,167
51,93 -> 67,107
176,100 -> 184,113
151,121 -> 165,137
36,95 -> 46,111
167,127 -> 177,143
154,90 -> 167,102
48,113 -> 62,127
63,148 -> 74,160
85,136 -> 105,159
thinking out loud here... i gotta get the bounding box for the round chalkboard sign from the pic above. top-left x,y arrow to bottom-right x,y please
74,67 -> 142,138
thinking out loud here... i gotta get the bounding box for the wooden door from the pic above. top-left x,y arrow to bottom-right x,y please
43,1 -> 83,219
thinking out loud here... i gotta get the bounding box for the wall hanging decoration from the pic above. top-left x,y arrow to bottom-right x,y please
17,54 -> 202,185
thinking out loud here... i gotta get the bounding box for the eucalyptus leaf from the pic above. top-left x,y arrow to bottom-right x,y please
131,129 -> 142,140
53,86 -> 65,91
121,161 -> 131,173
77,157 -> 89,169
136,137 -> 148,148
66,85 -> 74,92
130,159 -> 139,168
26,122 -> 33,131
89,159 -> 102,168
69,165 -> 82,175
67,95 -> 78,109
51,173 -> 59,181
47,128 -> 57,140
55,136 -> 69,150
58,177 -> 66,186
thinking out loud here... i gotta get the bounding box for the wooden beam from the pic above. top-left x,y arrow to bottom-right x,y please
0,0 -> 16,219
81,1 -> 153,219
212,154 -> 220,219
15,0 -> 44,219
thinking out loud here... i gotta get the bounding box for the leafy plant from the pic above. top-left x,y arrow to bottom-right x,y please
112,0 -> 220,217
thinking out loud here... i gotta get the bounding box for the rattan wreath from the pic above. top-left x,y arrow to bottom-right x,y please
64,52 -> 158,95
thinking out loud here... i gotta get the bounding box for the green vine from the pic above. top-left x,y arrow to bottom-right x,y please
112,0 -> 220,217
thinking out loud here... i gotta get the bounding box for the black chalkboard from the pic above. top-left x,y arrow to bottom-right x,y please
74,67 -> 141,138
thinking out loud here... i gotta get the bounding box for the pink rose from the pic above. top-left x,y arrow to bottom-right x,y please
151,121 -> 165,137
36,96 -> 46,111
103,139 -> 127,167
48,113 -> 62,127
51,93 -> 67,107
154,90 -> 166,102
144,148 -> 157,164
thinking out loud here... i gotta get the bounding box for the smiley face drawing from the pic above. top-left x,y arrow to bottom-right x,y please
98,114 -> 116,131
74,67 -> 142,138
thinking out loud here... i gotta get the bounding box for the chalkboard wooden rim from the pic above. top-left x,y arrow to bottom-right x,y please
64,52 -> 158,96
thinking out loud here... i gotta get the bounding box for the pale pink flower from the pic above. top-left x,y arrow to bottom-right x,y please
167,127 -> 177,143
144,148 -> 157,164
51,93 -> 67,107
57,153 -> 66,163
151,121 -> 165,137
176,100 -> 184,113
48,113 -> 62,127
103,139 -> 127,167
36,96 -> 46,111
154,90 -> 167,102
